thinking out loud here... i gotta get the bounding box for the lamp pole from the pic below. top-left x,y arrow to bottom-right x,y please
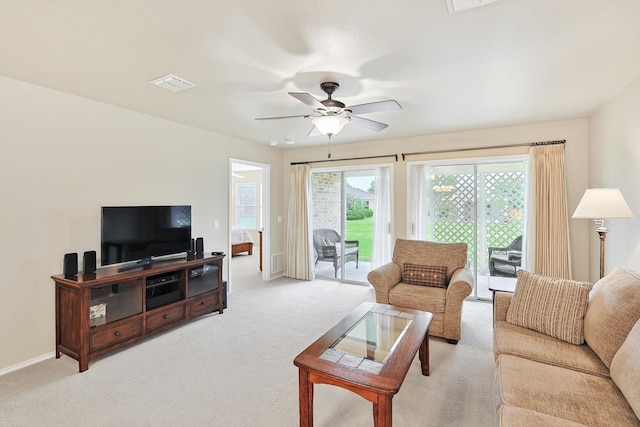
596,227 -> 607,279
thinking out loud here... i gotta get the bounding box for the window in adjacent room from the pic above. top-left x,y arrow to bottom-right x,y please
234,183 -> 257,228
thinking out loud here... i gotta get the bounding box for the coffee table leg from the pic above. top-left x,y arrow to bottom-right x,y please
419,334 -> 430,376
373,394 -> 393,427
298,368 -> 314,427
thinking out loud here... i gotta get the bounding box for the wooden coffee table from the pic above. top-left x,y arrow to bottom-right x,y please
293,302 -> 433,427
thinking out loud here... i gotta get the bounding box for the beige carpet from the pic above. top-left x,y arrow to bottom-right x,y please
0,253 -> 495,426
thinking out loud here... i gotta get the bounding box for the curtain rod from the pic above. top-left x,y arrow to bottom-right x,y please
291,153 -> 398,166
401,139 -> 565,161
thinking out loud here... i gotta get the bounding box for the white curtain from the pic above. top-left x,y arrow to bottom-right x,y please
372,167 -> 392,268
527,144 -> 571,278
285,164 -> 314,280
408,164 -> 428,240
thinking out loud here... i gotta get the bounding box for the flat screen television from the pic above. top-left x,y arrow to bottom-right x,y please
101,205 -> 192,271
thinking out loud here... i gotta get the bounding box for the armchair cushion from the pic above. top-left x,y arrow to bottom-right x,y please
402,263 -> 447,288
506,270 -> 592,345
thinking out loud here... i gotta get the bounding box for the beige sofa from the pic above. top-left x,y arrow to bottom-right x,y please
367,239 -> 473,343
494,267 -> 640,426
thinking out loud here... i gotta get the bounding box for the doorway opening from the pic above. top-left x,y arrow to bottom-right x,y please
311,165 -> 393,284
229,159 -> 270,289
408,157 -> 527,299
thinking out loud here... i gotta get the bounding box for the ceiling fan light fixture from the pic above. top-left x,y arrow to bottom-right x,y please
312,115 -> 349,138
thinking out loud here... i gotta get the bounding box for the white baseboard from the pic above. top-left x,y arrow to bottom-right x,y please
0,352 -> 55,376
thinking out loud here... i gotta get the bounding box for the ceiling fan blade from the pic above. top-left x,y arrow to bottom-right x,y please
254,114 -> 308,121
289,92 -> 325,109
347,100 -> 402,115
349,116 -> 389,132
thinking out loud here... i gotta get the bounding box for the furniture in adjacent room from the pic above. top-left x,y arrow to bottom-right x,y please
312,228 -> 359,278
52,254 -> 225,372
367,239 -> 473,344
231,226 -> 254,256
488,235 -> 523,277
493,267 -> 640,426
294,302 -> 433,427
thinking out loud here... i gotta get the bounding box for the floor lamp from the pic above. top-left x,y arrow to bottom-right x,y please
572,188 -> 634,279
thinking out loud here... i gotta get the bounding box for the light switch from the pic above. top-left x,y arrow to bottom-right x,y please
214,220 -> 219,229
277,216 -> 282,223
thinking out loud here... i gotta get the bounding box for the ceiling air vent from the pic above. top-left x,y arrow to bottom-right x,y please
446,0 -> 499,14
149,74 -> 196,92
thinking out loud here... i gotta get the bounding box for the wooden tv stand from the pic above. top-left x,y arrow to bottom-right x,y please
52,254 -> 225,372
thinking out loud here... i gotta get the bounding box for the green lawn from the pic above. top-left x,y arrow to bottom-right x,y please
346,217 -> 373,262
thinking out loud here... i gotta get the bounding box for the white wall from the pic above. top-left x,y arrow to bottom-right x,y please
588,76 -> 640,278
282,119 -> 591,280
0,76 -> 284,372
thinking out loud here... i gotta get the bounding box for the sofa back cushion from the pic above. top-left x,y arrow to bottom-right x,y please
584,267 -> 640,368
610,319 -> 640,420
393,239 -> 467,283
506,270 -> 592,345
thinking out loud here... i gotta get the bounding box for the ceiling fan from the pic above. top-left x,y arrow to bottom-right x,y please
255,82 -> 402,138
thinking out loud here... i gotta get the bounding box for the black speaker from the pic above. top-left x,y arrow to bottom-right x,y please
63,253 -> 78,278
195,237 -> 204,254
83,251 -> 96,274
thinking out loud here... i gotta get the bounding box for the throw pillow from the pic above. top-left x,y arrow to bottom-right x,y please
583,267 -> 640,368
506,270 -> 592,345
403,264 -> 447,288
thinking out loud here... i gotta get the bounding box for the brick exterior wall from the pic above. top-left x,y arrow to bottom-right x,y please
311,172 -> 341,232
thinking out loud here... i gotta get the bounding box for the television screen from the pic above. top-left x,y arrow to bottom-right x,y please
101,206 -> 192,266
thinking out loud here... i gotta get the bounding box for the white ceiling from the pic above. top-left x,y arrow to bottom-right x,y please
1,0 -> 639,147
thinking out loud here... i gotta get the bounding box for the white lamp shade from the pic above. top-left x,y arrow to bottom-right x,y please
572,188 -> 634,219
312,115 -> 349,136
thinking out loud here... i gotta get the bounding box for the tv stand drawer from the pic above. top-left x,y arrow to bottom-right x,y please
188,292 -> 219,318
146,303 -> 186,332
90,318 -> 143,352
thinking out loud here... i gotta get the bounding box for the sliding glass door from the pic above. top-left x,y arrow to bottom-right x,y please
311,166 -> 392,283
408,158 -> 527,299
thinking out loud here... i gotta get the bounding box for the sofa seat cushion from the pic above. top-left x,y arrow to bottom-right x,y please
584,267 -> 640,368
498,406 -> 588,427
388,283 -> 445,313
506,270 -> 592,345
610,320 -> 640,420
495,354 -> 640,427
494,320 -> 609,377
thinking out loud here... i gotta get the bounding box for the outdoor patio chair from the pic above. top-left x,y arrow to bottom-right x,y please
488,235 -> 523,277
312,229 -> 359,278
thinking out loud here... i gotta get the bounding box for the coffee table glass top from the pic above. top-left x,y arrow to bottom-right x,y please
319,306 -> 415,374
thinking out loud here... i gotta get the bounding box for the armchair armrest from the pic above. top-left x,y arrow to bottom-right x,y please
446,268 -> 474,301
367,262 -> 401,304
442,267 -> 474,342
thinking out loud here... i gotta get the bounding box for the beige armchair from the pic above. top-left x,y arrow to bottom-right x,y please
367,239 -> 474,344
